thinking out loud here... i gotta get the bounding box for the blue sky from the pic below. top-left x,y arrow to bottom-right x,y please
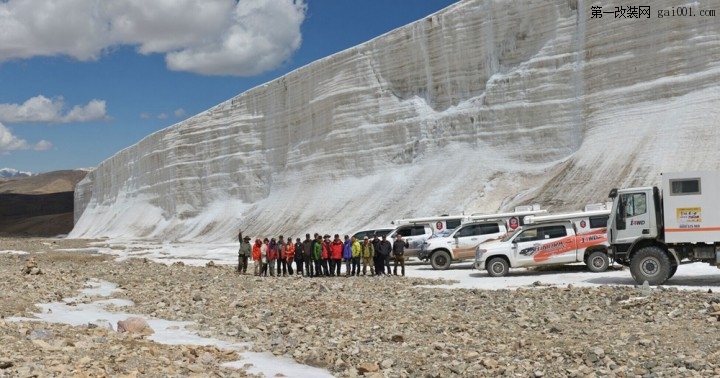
0,0 -> 459,173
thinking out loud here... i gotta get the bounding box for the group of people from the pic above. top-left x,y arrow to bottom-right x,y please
236,231 -> 406,277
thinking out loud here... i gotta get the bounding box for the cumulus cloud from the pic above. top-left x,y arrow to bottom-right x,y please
0,96 -> 107,124
0,122 -> 52,152
0,0 -> 307,76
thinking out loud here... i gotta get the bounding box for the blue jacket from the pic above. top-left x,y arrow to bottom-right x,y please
343,240 -> 352,259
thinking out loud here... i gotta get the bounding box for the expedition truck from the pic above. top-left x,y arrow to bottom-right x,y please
473,208 -> 611,277
607,171 -> 720,285
418,207 -> 548,270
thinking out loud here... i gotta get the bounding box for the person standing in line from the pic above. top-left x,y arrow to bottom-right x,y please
252,238 -> 262,276
376,234 -> 392,277
371,233 -> 382,276
384,235 -> 393,276
393,234 -> 406,276
285,237 -> 295,276
321,234 -> 332,276
342,235 -> 352,277
277,235 -> 287,277
261,238 -> 269,277
268,238 -> 277,277
313,234 -> 324,277
303,234 -> 314,277
294,237 -> 304,277
330,234 -> 343,277
237,231 -> 251,274
360,236 -> 375,276
351,235 -> 362,276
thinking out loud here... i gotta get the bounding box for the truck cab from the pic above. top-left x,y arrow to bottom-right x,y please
607,172 -> 720,285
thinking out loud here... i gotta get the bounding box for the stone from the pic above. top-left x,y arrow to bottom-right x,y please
357,362 -> 380,374
117,317 -> 154,335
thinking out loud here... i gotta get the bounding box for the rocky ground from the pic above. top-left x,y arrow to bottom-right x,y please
2,237 -> 720,377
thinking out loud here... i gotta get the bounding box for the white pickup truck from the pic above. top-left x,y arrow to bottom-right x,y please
474,210 -> 611,277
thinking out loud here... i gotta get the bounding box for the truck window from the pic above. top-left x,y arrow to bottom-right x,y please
397,228 -> 412,237
479,223 -> 501,235
455,225 -> 479,237
411,226 -> 427,236
515,228 -> 539,242
446,219 -> 462,229
621,193 -> 647,217
589,215 -> 609,229
540,225 -> 567,239
670,178 -> 701,195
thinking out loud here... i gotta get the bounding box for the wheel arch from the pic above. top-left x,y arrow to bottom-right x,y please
583,245 -> 609,261
432,248 -> 452,259
628,240 -> 679,267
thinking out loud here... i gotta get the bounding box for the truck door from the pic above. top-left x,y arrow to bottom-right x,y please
512,225 -> 573,267
613,191 -> 651,245
453,223 -> 503,260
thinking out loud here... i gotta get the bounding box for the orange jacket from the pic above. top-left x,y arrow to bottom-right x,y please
285,242 -> 295,261
252,241 -> 262,261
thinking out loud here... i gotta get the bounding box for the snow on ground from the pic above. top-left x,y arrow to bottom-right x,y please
8,277 -> 334,377
0,250 -> 29,255
16,240 -> 716,376
69,241 -> 720,292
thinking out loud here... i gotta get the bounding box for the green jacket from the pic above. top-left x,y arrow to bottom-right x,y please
360,242 -> 374,258
313,241 -> 322,260
238,241 -> 251,256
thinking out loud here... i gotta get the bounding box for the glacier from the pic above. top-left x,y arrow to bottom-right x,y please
70,0 -> 720,242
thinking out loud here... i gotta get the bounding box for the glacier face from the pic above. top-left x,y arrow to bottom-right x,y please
71,0 -> 720,242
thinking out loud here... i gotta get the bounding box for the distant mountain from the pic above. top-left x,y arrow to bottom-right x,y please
0,168 -> 35,178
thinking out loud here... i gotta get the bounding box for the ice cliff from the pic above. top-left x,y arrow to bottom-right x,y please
71,0 -> 720,242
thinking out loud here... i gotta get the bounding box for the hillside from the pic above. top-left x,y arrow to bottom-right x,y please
0,170 -> 88,236
70,0 -> 720,242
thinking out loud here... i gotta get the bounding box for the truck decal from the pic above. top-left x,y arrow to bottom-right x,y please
523,228 -> 607,262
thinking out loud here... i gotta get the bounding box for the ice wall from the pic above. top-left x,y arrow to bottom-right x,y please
71,0 -> 720,242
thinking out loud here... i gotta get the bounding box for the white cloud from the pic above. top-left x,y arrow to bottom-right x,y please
174,108 -> 186,118
0,96 -> 107,124
0,0 -> 307,76
157,113 -> 168,120
0,122 -> 51,152
139,112 -> 151,119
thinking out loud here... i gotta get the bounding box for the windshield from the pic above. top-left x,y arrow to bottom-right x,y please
428,229 -> 455,239
500,227 -> 522,242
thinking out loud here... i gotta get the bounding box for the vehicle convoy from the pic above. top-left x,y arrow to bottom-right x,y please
607,171 -> 720,285
418,207 -> 548,270
474,208 -> 611,277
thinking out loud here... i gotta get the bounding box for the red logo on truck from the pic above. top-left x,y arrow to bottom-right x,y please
436,221 -> 443,230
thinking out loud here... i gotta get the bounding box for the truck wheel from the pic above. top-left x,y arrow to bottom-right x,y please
486,257 -> 509,277
630,246 -> 671,285
430,251 -> 452,270
587,251 -> 609,272
668,263 -> 678,279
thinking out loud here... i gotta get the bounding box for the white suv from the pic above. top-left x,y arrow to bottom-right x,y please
386,223 -> 435,259
419,221 -> 507,270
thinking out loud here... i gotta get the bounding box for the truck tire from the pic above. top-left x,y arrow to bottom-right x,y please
630,246 -> 671,285
668,263 -> 678,279
586,251 -> 609,273
486,257 -> 509,277
430,250 -> 452,270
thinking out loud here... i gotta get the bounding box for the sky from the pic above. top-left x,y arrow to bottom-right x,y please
0,0 -> 460,174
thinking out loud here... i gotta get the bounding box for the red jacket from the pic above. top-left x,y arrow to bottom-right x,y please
252,242 -> 262,261
321,241 -> 330,259
268,243 -> 278,260
330,240 -> 343,259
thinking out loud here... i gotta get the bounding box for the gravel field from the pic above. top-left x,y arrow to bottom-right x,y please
2,237 -> 720,377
